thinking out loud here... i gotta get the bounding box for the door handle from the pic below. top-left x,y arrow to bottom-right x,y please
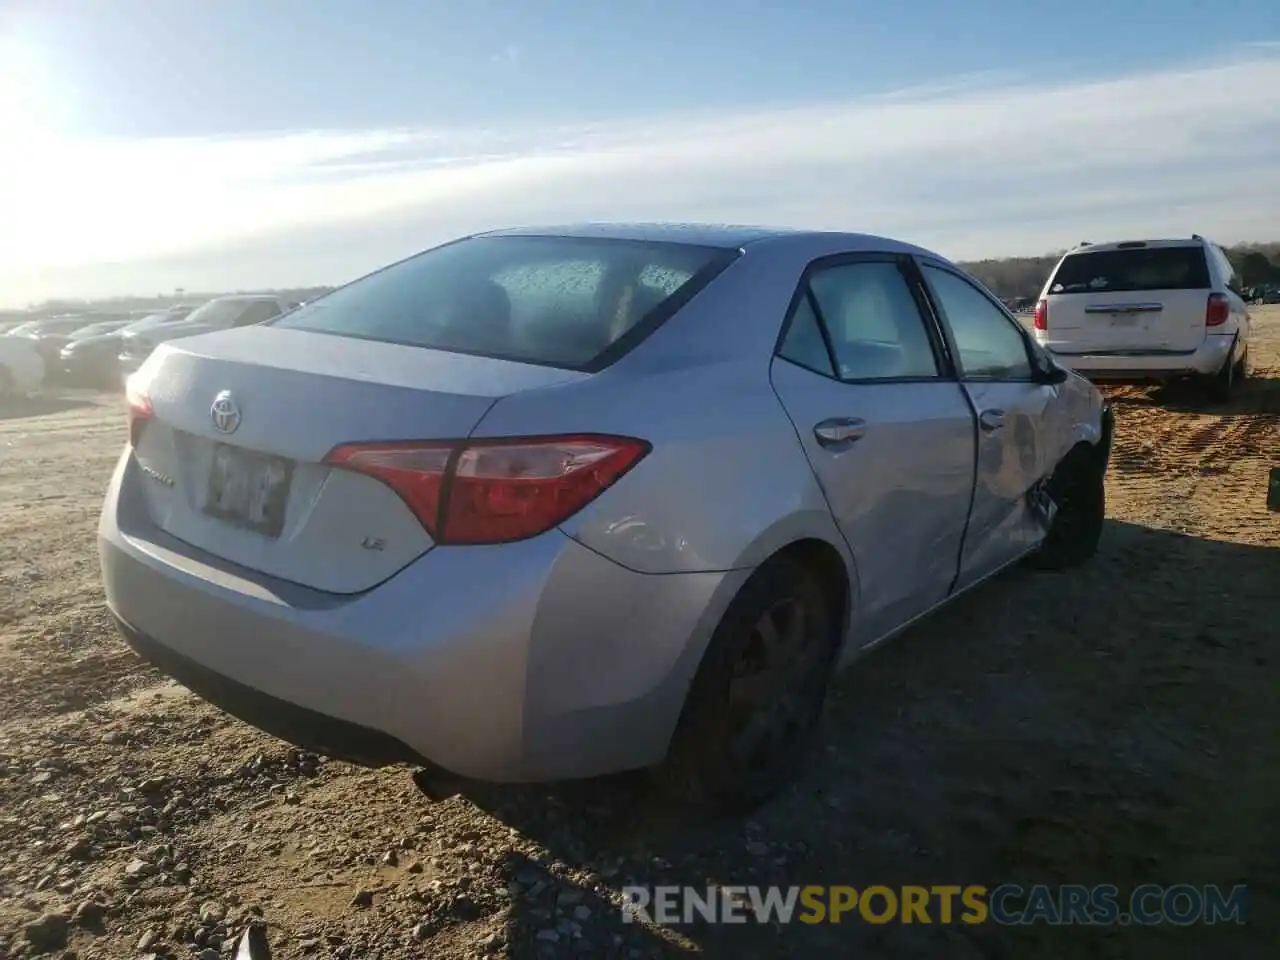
814,417 -> 866,447
978,409 -> 1006,432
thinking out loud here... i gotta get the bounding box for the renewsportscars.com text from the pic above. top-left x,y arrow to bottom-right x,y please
622,883 -> 1248,926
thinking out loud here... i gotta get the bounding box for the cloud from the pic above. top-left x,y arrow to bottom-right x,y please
490,45 -> 521,66
3,50 -> 1279,303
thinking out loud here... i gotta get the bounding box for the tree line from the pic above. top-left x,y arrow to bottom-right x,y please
960,241 -> 1280,301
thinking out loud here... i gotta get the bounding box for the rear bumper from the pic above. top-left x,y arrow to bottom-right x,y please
1045,334 -> 1234,382
115,615 -> 422,766
100,450 -> 745,781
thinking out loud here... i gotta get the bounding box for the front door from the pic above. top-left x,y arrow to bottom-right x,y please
769,255 -> 976,647
918,261 -> 1059,589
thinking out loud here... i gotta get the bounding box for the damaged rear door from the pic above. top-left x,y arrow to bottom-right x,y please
917,261 -> 1063,590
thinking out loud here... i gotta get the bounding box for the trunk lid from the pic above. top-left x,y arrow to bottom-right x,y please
129,326 -> 586,593
1042,289 -> 1209,354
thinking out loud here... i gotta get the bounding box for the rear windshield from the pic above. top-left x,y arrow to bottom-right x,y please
41,318 -> 94,334
270,235 -> 739,370
184,299 -> 263,326
1049,247 -> 1211,294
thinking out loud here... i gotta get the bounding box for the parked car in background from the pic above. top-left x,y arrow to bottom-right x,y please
0,311 -> 31,332
68,318 -> 135,339
117,296 -> 297,380
61,307 -> 194,387
11,314 -> 104,367
0,333 -> 45,398
1031,236 -> 1252,401
103,224 -> 1112,811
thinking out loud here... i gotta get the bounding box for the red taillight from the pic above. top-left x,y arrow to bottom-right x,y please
1205,292 -> 1230,327
324,434 -> 650,545
125,375 -> 153,447
1033,299 -> 1047,331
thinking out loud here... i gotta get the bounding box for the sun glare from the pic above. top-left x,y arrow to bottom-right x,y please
0,33 -> 66,140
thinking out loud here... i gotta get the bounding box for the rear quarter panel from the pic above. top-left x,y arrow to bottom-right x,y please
469,357 -> 853,579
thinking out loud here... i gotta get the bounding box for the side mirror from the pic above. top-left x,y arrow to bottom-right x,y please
1035,357 -> 1070,385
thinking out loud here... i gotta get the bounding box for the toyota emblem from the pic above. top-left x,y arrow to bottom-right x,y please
210,390 -> 242,434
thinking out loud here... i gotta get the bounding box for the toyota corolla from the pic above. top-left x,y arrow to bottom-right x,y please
100,224 -> 1113,811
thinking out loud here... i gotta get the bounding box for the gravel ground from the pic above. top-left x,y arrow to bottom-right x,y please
1,309 -> 1278,959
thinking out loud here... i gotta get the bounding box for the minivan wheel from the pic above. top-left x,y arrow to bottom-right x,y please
659,556 -> 839,814
1206,344 -> 1239,403
1028,448 -> 1105,570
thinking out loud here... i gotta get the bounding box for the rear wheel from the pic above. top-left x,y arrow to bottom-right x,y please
1029,447 -> 1105,570
659,555 -> 840,813
1206,342 -> 1242,404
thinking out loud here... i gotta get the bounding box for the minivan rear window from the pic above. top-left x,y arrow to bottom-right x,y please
1048,247 -> 1211,294
271,235 -> 739,370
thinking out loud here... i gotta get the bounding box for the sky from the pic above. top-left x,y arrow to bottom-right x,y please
0,0 -> 1278,306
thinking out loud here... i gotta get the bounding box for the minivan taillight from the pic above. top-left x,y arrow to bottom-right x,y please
324,435 -> 650,545
1033,299 -> 1047,331
125,375 -> 153,447
1205,293 -> 1230,327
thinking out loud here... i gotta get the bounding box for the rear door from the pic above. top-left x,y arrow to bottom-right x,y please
918,261 -> 1058,587
1040,244 -> 1211,354
768,254 -> 976,646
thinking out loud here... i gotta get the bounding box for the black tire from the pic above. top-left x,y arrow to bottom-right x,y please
1205,342 -> 1240,404
1028,447 -> 1105,570
658,555 -> 839,814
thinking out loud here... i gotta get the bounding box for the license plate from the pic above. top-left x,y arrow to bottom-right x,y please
204,444 -> 293,537
1110,314 -> 1139,326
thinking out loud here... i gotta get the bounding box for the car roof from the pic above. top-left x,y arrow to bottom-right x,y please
475,222 -> 944,260
477,222 -> 797,247
1065,238 -> 1208,254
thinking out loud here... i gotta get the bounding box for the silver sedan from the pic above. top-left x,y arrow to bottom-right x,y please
99,224 -> 1114,812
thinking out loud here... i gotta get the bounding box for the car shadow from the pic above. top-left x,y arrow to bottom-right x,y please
0,394 -> 96,421
415,520 -> 1279,958
1102,369 -> 1280,415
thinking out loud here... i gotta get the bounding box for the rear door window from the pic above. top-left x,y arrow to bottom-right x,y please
777,295 -> 835,376
1049,247 -> 1211,294
272,236 -> 737,370
778,259 -> 941,381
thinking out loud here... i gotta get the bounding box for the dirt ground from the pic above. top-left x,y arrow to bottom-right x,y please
1,309 -> 1277,960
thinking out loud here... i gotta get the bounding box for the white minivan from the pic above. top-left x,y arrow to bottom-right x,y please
1032,236 -> 1252,400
